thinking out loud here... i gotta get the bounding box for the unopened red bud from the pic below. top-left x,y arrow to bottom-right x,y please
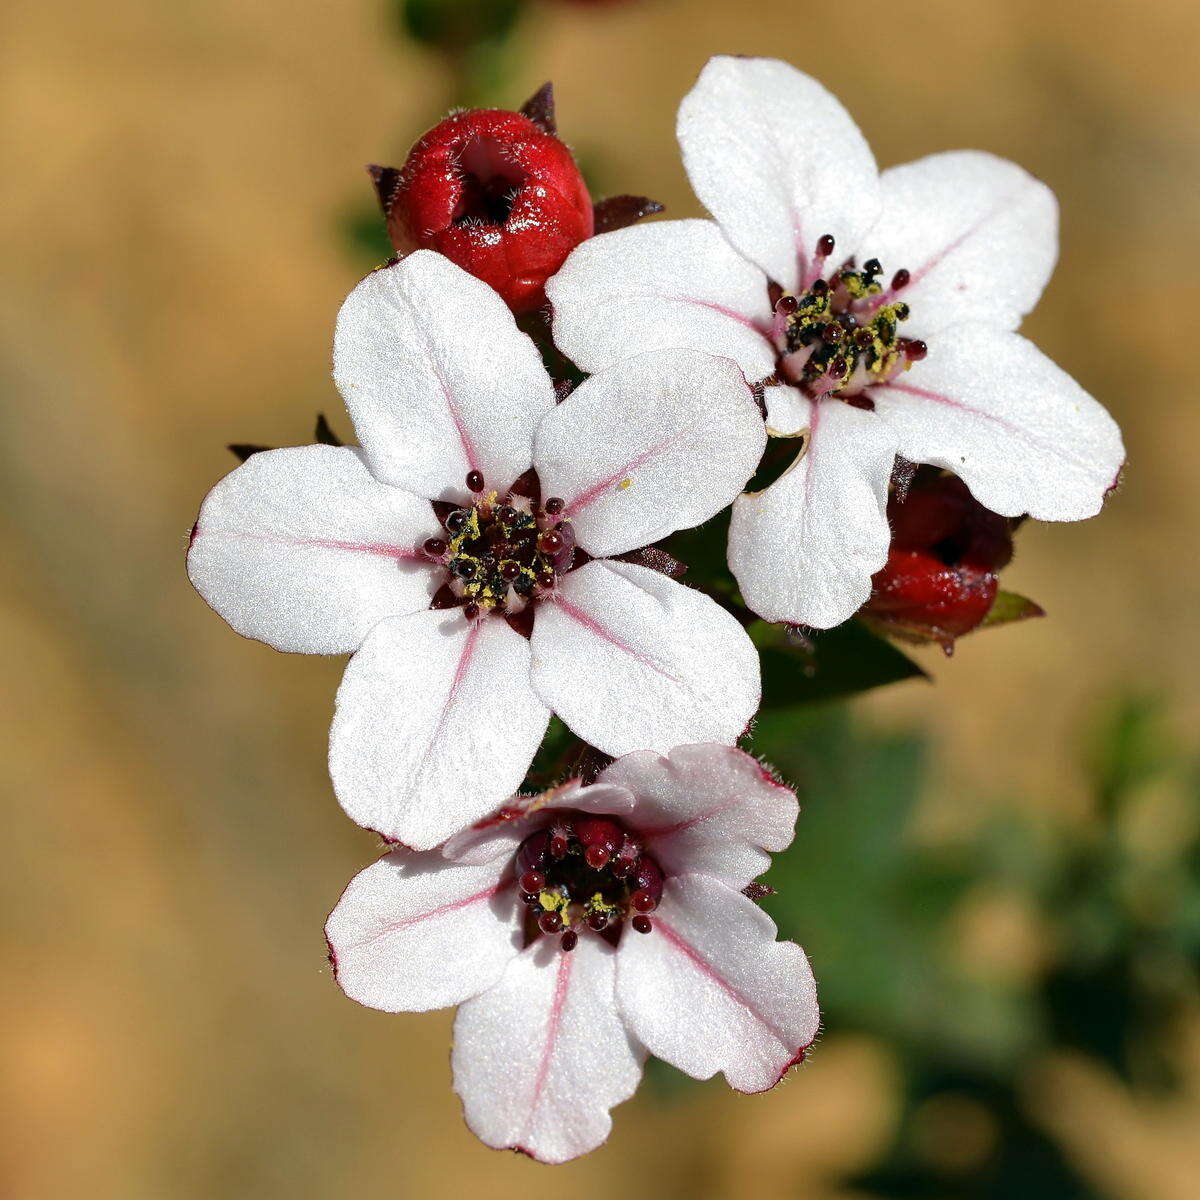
377,106 -> 593,313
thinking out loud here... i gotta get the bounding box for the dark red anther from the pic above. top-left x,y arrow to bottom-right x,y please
463,602 -> 481,620
821,323 -> 844,344
584,845 -> 611,870
630,889 -> 656,913
611,837 -> 640,877
543,496 -> 565,515
515,829 -> 550,876
549,819 -> 571,860
586,911 -> 609,931
560,930 -> 578,952
630,856 -> 664,909
444,509 -> 469,534
429,583 -> 460,609
452,559 -> 477,579
520,870 -> 546,895
906,340 -> 928,361
500,560 -> 521,581
891,268 -> 911,291
536,570 -> 556,590
538,529 -> 564,555
423,537 -> 448,558
538,911 -> 564,935
816,233 -> 835,257
466,470 -> 485,494
631,915 -> 653,935
810,278 -> 829,297
776,294 -> 799,314
863,257 -> 882,278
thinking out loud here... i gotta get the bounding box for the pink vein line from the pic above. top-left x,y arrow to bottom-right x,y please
412,621 -> 483,790
653,918 -> 797,1053
348,881 -> 506,952
628,293 -> 776,344
199,528 -> 423,560
517,950 -> 576,1146
431,358 -> 482,475
906,189 -> 1028,289
562,439 -> 675,518
638,798 -> 742,840
550,593 -> 681,682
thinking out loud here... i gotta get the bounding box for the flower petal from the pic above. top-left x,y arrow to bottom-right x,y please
531,560 -> 760,756
453,933 -> 644,1164
442,781 -> 637,867
871,151 -> 1058,337
547,219 -> 776,380
329,610 -> 551,849
616,873 -> 819,1093
333,251 -> 555,501
729,399 -> 896,628
533,349 -> 766,558
325,850 -> 519,1012
870,325 -> 1125,520
187,445 -> 439,653
677,56 -> 880,294
597,745 -> 797,889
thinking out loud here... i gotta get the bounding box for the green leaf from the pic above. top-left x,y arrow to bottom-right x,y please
754,618 -> 927,708
980,589 -> 1045,628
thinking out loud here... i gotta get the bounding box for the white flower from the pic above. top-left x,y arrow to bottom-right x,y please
187,251 -> 765,849
548,56 -> 1125,629
324,743 -> 819,1164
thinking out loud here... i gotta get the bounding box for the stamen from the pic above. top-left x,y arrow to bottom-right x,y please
543,496 -> 565,515
520,870 -> 545,895
560,930 -> 578,952
631,915 -> 653,935
422,537 -> 447,558
538,911 -> 563,934
891,268 -> 910,291
466,470 -> 485,493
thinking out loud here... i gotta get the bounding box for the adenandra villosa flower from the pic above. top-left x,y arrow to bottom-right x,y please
548,56 -> 1126,629
324,743 -> 820,1164
187,251 -> 765,849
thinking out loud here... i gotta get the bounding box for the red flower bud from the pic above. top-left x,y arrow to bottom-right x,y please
373,99 -> 593,313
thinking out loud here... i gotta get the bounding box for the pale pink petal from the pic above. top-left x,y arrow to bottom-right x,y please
533,350 -> 766,558
453,933 -> 644,1164
597,745 -> 797,889
677,56 -> 880,294
616,873 -> 819,1093
729,399 -> 896,627
870,150 -> 1058,338
530,560 -> 759,756
329,610 -> 551,849
870,325 -> 1125,520
187,445 -> 439,653
442,781 -> 638,867
333,251 -> 554,502
325,850 -> 519,1012
547,219 -> 776,380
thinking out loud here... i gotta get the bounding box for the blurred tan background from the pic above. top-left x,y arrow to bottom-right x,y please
2,0 -> 1198,1196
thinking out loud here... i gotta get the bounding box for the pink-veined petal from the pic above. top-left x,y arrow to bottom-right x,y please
547,219 -> 776,380
531,560 -> 760,757
333,251 -> 554,502
442,781 -> 637,867
677,56 -> 880,294
453,933 -> 644,1164
729,398 -> 896,628
187,445 -> 439,654
870,325 -> 1124,520
598,745 -> 797,889
325,850 -> 519,1013
871,150 -> 1058,338
329,610 -> 551,849
533,349 -> 766,558
616,873 -> 819,1093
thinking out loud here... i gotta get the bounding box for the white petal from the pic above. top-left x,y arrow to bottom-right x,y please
729,399 -> 896,628
531,560 -> 760,756
533,350 -> 766,558
453,933 -> 644,1164
616,874 -> 819,1093
677,56 -> 880,294
547,220 -> 776,380
325,850 -> 519,1012
333,251 -> 554,502
871,151 -> 1058,337
763,383 -> 808,436
442,781 -> 638,867
598,745 -> 797,889
188,445 -> 439,654
870,325 -> 1125,520
329,610 -> 551,849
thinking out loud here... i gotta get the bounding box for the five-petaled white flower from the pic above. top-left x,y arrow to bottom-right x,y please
187,251 -> 766,849
324,743 -> 820,1164
548,55 -> 1126,629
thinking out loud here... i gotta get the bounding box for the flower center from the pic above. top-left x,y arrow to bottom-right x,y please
515,813 -> 664,953
420,470 -> 575,626
773,234 -> 927,399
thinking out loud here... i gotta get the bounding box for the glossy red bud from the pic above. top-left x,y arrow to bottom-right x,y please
378,107 -> 593,313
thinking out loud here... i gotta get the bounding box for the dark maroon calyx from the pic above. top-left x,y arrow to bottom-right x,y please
419,471 -> 575,620
515,812 -> 664,951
